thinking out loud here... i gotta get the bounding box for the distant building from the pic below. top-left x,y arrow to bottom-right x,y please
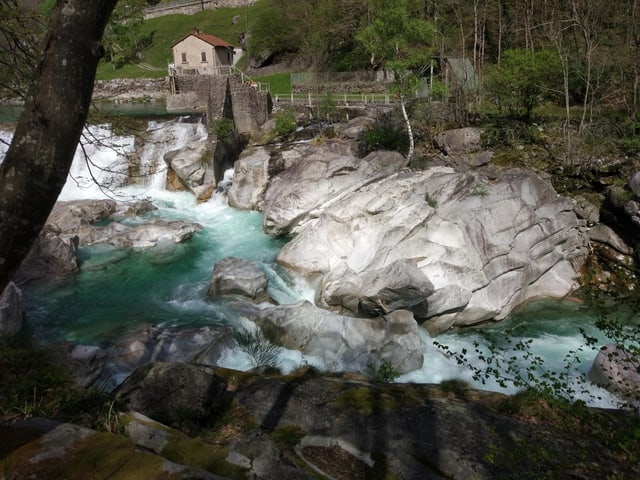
171,31 -> 235,76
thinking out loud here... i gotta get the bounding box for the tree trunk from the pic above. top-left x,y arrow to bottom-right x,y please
400,94 -> 414,161
0,0 -> 117,294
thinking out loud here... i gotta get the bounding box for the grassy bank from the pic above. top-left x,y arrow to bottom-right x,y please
96,1 -> 274,81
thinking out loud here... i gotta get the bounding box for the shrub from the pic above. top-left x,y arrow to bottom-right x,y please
484,48 -> 562,120
212,118 -> 234,139
273,109 -> 297,138
363,121 -> 409,154
369,360 -> 400,383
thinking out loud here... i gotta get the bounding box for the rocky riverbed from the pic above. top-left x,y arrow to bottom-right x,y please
2,366 -> 638,480
2,115 -> 639,479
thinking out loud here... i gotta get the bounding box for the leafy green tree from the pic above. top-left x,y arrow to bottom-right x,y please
248,0 -> 367,70
356,0 -> 434,159
0,0 -> 44,100
485,48 -> 562,120
247,4 -> 299,62
102,0 -> 154,69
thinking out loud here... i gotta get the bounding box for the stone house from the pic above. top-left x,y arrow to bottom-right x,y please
171,31 -> 235,75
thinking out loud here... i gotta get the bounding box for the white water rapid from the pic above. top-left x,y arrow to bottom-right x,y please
0,118 -> 627,408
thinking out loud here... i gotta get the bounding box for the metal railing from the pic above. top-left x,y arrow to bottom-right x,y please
273,92 -> 396,105
291,70 -> 390,86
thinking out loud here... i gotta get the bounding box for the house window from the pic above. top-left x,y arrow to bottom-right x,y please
181,52 -> 187,63
201,51 -> 207,62
227,52 -> 231,64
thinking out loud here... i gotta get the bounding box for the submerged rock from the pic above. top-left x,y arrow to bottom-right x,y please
16,199 -> 202,282
207,256 -> 270,302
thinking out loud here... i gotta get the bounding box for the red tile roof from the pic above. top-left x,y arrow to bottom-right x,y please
171,32 -> 234,48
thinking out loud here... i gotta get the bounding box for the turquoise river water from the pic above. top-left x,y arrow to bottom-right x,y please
0,117 -> 634,408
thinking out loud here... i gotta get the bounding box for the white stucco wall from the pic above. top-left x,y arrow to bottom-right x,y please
172,36 -> 233,75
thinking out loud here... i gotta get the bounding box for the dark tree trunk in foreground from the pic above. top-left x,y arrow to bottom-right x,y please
0,0 -> 118,293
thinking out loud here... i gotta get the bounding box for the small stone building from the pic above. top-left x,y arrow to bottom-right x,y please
171,31 -> 234,76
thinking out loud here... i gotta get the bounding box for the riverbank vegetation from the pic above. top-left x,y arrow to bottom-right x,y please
86,1 -> 640,189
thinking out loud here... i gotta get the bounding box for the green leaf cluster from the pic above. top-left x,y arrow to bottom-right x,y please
102,0 -> 155,69
273,109 -> 297,138
485,49 -> 563,120
356,0 -> 434,96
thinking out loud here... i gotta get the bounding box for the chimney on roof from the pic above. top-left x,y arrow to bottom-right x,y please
194,28 -> 200,34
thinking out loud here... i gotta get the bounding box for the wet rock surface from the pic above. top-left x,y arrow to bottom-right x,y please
207,256 -> 270,302
15,199 -> 201,282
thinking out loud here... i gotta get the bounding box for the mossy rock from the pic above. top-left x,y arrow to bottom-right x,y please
4,424 -> 222,480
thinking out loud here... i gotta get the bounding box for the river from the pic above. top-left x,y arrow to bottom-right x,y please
0,115 -> 629,408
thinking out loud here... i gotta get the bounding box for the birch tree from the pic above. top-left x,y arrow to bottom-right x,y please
357,0 -> 434,160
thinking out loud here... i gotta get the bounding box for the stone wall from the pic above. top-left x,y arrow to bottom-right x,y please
171,74 -> 271,134
228,76 -> 272,134
206,76 -> 231,125
167,74 -> 272,183
144,0 -> 256,20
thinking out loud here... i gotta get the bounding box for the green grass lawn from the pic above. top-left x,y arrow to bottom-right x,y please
251,72 -> 291,94
97,1 -> 274,81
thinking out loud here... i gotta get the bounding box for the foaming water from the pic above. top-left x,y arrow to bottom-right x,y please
10,117 -> 635,406
399,300 -> 629,408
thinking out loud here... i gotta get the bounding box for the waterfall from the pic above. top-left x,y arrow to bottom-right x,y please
54,117 -> 208,201
137,117 -> 208,192
59,125 -> 134,200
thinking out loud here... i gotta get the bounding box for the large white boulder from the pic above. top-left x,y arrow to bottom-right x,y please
262,149 -> 408,235
276,167 -> 587,334
227,147 -> 271,210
